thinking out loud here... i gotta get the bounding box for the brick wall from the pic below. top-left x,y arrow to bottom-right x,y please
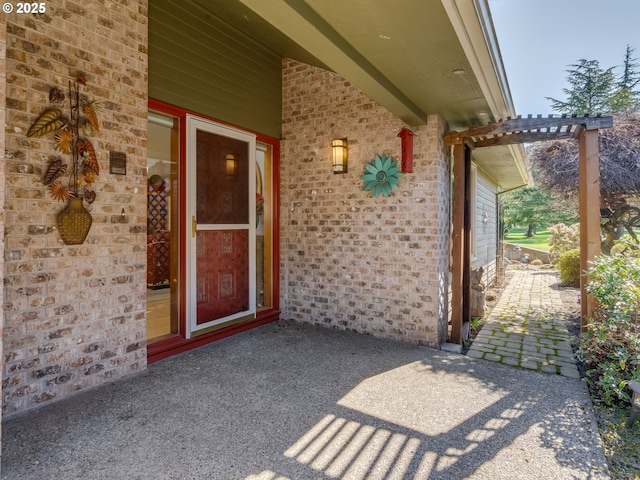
2,1 -> 148,415
281,60 -> 451,347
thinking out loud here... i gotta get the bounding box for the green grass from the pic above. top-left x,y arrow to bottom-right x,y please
504,227 -> 639,253
504,227 -> 551,252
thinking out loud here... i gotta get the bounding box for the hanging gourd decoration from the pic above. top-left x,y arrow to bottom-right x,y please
28,75 -> 100,245
361,154 -> 403,198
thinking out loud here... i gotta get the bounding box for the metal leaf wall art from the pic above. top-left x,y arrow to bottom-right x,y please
27,75 -> 102,245
28,75 -> 100,204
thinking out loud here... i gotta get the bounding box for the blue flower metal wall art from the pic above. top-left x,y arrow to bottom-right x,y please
361,154 -> 403,197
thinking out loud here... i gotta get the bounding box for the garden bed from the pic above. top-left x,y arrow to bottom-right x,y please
558,282 -> 640,480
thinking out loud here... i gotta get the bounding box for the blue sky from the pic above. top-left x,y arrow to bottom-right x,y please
489,0 -> 640,115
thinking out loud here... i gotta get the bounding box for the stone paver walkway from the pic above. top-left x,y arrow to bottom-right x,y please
467,270 -> 580,378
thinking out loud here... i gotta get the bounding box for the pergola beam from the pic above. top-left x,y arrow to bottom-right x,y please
472,132 -> 575,148
444,114 -> 613,146
485,114 -> 612,133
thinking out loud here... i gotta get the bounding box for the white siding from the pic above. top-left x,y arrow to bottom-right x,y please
473,169 -> 498,285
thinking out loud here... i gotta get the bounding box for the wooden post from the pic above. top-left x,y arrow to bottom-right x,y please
463,145 -> 472,339
451,143 -> 465,344
578,129 -> 601,332
451,143 -> 471,344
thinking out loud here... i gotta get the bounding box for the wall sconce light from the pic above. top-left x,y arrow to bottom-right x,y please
332,138 -> 348,174
225,153 -> 236,177
628,381 -> 640,426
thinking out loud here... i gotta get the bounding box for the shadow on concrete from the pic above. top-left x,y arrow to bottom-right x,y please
2,320 -> 608,479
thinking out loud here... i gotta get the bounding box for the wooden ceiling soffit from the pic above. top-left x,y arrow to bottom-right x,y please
444,114 -> 614,148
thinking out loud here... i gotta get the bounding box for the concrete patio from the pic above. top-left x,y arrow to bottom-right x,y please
2,316 -> 608,479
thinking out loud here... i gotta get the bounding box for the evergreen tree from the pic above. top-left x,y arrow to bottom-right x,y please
611,44 -> 640,112
502,187 -> 578,237
546,48 -> 640,115
546,59 -> 617,115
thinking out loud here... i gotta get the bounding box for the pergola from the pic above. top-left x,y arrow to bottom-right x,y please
444,114 -> 614,345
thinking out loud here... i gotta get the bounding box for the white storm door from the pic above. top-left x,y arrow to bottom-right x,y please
186,115 -> 256,337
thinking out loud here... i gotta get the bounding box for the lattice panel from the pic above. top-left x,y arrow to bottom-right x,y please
147,179 -> 170,287
147,180 -> 167,235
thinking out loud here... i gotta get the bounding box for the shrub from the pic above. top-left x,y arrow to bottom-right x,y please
577,253 -> 640,405
548,223 -> 580,262
558,248 -> 581,286
610,236 -> 640,256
